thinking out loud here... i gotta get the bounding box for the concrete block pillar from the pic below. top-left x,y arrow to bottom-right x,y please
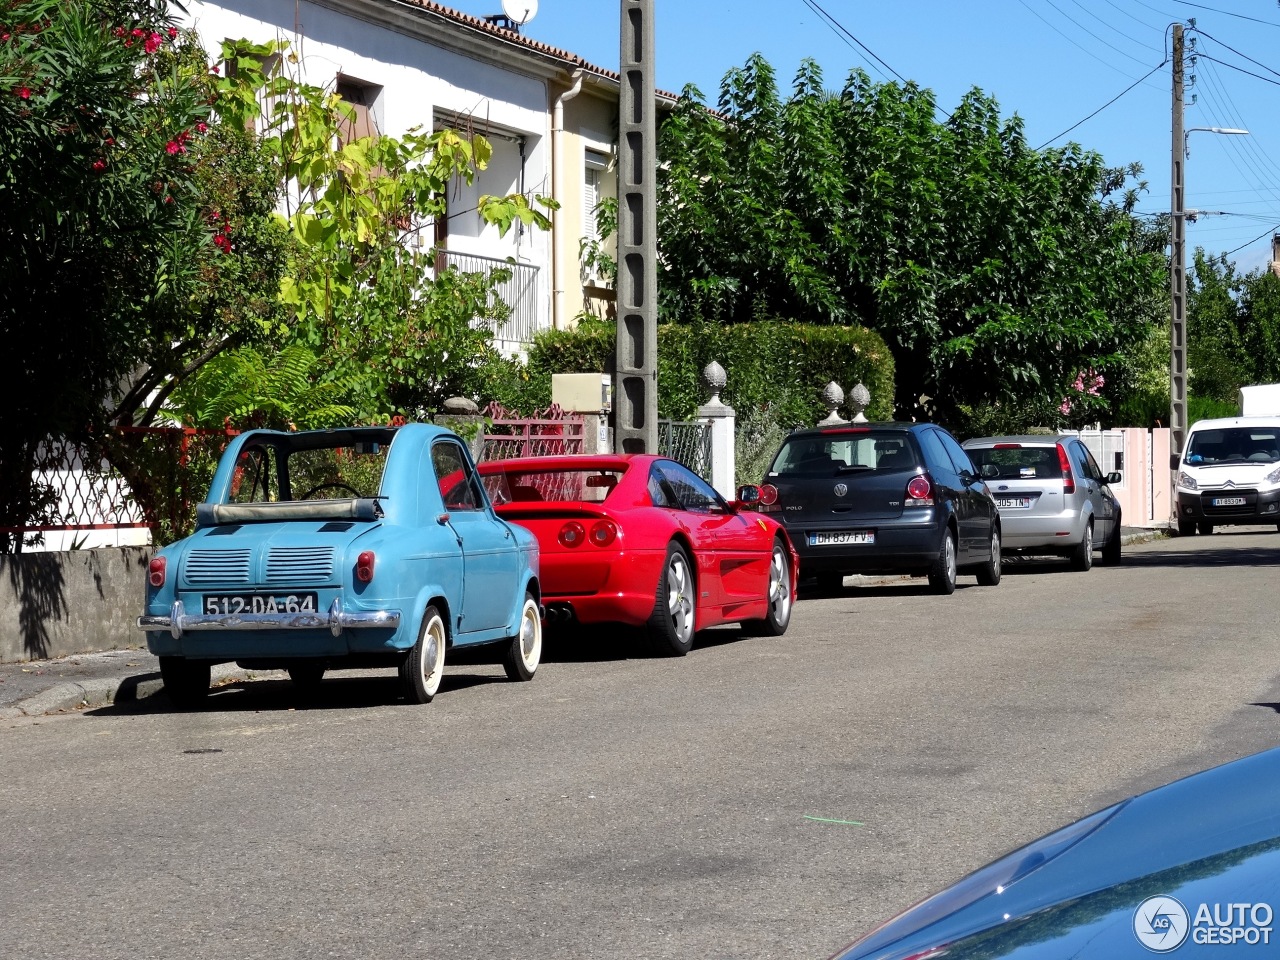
696,361 -> 736,500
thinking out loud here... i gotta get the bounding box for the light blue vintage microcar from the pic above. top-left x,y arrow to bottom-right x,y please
138,424 -> 541,707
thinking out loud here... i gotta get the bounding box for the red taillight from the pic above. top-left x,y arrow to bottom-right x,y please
589,520 -> 618,547
558,521 -> 586,548
1056,443 -> 1075,494
356,550 -> 375,583
147,556 -> 166,588
905,475 -> 933,505
993,442 -> 1022,449
759,484 -> 778,505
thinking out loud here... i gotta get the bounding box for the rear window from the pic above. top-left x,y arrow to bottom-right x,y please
768,432 -> 917,475
966,445 -> 1064,481
482,468 -> 625,504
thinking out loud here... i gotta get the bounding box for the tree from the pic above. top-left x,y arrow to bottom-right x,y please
164,39 -> 554,428
656,57 -> 1167,431
0,0 -> 214,551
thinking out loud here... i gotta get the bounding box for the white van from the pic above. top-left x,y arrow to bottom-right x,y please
1171,417 -> 1280,535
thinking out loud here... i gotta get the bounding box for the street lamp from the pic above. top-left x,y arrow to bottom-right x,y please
1169,109 -> 1249,475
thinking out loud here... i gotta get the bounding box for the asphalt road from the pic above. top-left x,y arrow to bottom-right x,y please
2,528 -> 1279,960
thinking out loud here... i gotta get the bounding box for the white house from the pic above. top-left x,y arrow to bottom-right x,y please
182,0 -> 672,353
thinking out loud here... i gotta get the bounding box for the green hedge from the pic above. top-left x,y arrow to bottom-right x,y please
490,320 -> 895,428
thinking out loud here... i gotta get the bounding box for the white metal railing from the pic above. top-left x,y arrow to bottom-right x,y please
435,249 -> 541,346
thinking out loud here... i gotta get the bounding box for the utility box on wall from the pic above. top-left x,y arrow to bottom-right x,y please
552,373 -> 612,414
552,373 -> 612,454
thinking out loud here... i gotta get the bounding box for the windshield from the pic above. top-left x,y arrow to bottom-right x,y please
768,431 -> 917,476
1185,427 -> 1280,466
228,436 -> 391,504
482,468 -> 625,504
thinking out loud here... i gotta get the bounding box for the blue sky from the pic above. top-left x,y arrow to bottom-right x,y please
449,0 -> 1280,272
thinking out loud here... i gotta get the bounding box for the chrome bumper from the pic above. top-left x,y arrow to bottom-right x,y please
137,597 -> 400,640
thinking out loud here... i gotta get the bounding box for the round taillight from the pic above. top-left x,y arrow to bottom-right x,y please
759,484 -> 779,505
906,476 -> 932,500
148,556 -> 166,588
356,550 -> 375,583
589,520 -> 618,547
558,521 -> 586,548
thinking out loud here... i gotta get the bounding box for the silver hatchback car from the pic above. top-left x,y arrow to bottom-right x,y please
961,435 -> 1122,570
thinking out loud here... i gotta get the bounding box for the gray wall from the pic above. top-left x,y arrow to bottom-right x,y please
1,547 -> 150,663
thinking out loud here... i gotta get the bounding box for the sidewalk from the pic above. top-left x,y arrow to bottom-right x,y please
1,526 -> 1169,719
0,647 -> 278,720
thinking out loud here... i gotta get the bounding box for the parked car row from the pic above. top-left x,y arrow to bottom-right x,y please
136,419 -> 1128,707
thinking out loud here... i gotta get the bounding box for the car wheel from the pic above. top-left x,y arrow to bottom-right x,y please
1178,518 -> 1196,536
159,656 -> 211,710
400,604 -> 446,704
1070,521 -> 1094,572
1197,522 -> 1214,536
502,593 -> 542,682
743,539 -> 793,637
647,541 -> 696,656
976,527 -> 1002,586
1101,515 -> 1122,566
927,529 -> 957,595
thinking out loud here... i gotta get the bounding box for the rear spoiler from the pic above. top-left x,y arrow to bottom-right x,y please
493,502 -> 609,522
197,498 -> 383,527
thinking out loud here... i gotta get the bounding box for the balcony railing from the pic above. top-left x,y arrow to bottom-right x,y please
435,249 -> 541,346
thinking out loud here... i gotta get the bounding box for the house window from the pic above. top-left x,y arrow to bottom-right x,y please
583,150 -> 608,243
335,77 -> 382,145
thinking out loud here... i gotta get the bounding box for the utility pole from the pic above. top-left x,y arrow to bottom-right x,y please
1170,23 -> 1186,472
614,0 -> 658,454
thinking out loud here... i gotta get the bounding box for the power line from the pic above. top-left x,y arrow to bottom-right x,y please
1046,0 -> 1162,65
1197,53 -> 1280,86
1068,0 -> 1164,51
1036,59 -> 1167,149
1018,0 -> 1163,84
797,0 -> 908,87
1168,1 -> 1280,28
1223,223 -> 1280,257
1192,27 -> 1280,81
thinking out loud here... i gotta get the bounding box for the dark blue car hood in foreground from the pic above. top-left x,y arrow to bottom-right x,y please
833,746 -> 1280,959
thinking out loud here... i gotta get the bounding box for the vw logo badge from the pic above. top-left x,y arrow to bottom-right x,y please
834,483 -> 848,497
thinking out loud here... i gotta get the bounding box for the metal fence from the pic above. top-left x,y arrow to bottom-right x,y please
1,427 -> 238,551
1062,428 -> 1127,485
435,248 -> 541,347
658,419 -> 711,479
481,403 -> 586,461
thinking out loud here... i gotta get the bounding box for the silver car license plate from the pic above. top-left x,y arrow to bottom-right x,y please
995,497 -> 1034,509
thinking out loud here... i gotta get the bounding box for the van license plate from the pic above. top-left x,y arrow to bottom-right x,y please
810,531 -> 874,546
1211,496 -> 1245,507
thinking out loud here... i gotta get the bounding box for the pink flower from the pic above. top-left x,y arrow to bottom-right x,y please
131,28 -> 144,37
209,64 -> 219,75
15,86 -> 30,99
92,159 -> 106,171
196,122 -> 208,134
165,140 -> 181,155
144,33 -> 161,54
167,27 -> 178,38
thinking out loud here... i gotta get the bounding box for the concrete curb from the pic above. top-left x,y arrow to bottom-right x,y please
1,664 -> 279,719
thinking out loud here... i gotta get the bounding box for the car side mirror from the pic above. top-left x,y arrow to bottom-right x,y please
734,484 -> 761,510
1107,471 -> 1122,484
1169,453 -> 1181,471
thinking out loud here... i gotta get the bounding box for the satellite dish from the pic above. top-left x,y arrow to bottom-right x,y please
501,0 -> 538,26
